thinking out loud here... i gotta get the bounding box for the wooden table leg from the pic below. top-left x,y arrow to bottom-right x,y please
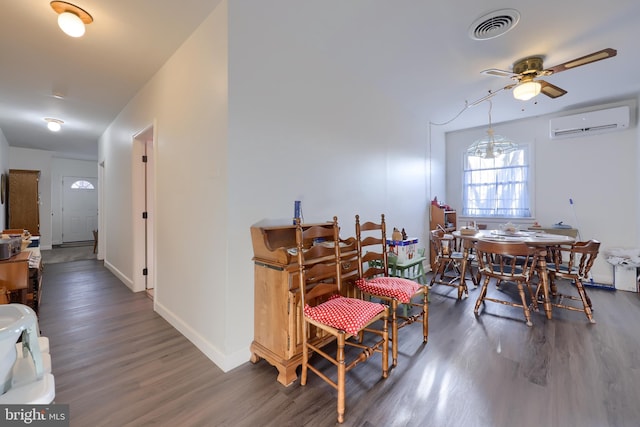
536,249 -> 553,319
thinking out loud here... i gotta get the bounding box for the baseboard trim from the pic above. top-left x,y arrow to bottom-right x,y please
104,260 -> 134,291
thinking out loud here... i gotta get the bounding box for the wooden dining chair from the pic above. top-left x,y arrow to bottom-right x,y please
473,240 -> 539,326
387,248 -> 428,284
429,229 -> 479,300
351,214 -> 428,367
543,240 -> 601,323
295,217 -> 389,424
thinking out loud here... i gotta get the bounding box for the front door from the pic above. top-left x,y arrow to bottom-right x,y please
62,176 -> 98,243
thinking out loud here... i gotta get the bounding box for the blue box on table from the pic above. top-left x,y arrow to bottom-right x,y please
386,238 -> 418,263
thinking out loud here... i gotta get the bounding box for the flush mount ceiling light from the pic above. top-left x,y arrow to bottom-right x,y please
50,1 -> 93,38
51,89 -> 66,99
44,118 -> 64,132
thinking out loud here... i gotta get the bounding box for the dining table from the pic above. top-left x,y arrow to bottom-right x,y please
452,228 -> 575,319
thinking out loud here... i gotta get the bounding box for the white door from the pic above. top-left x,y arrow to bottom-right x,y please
62,176 -> 98,242
132,124 -> 155,293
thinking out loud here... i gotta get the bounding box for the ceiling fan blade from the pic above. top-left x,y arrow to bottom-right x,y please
480,68 -> 515,78
543,48 -> 617,75
539,80 -> 567,98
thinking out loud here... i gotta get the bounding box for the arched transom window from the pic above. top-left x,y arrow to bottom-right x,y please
70,180 -> 95,190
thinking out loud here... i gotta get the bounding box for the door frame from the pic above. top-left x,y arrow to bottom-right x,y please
61,175 -> 98,243
132,123 -> 156,295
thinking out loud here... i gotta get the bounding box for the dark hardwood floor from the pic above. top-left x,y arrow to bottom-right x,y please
38,259 -> 640,427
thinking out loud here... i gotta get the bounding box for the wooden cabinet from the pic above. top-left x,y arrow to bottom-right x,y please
0,250 -> 42,311
429,205 -> 457,261
430,204 -> 457,233
250,221 -> 329,386
8,170 -> 40,236
0,251 -> 30,305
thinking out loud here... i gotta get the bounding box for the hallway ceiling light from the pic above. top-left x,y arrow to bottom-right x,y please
50,1 -> 93,38
45,118 -> 64,132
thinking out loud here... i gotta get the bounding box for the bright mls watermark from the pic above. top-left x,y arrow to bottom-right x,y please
1,405 -> 69,426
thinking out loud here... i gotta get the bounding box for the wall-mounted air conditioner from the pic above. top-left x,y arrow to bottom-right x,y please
549,105 -> 630,139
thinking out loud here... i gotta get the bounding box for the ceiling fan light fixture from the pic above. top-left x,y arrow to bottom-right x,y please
50,1 -> 93,38
45,118 -> 64,132
513,80 -> 542,101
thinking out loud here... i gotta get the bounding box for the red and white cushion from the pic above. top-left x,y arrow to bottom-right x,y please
304,295 -> 386,335
355,277 -> 421,303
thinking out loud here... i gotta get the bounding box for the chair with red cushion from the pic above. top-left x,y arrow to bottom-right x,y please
352,214 -> 428,367
295,217 -> 389,424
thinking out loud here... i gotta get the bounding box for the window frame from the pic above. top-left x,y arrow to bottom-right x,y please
70,179 -> 95,190
461,143 -> 535,219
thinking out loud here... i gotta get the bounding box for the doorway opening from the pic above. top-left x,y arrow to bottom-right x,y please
132,124 -> 156,300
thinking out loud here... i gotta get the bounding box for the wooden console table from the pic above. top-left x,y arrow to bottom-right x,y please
250,221 -> 332,386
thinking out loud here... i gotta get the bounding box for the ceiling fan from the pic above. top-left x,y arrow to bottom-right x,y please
481,48 -> 617,101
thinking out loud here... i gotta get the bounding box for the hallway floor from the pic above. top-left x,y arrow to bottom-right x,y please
40,242 -> 96,264
37,259 -> 640,426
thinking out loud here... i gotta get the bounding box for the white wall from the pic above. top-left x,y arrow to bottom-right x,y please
8,147 -> 54,249
228,2 -> 432,358
428,124 -> 447,235
99,2 -> 231,367
98,1 -> 444,372
445,99 -> 639,284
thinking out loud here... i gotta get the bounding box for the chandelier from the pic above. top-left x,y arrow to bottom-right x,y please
467,101 -> 518,159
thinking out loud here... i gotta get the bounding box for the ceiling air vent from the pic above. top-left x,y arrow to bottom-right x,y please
469,9 -> 521,41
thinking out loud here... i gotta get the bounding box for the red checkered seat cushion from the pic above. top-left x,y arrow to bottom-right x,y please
355,277 -> 421,303
304,295 -> 386,335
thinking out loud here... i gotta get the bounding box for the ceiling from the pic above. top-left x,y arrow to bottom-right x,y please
1,1 -> 639,161
0,0 -> 222,160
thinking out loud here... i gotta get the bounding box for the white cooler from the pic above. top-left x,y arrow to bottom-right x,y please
614,265 -> 639,292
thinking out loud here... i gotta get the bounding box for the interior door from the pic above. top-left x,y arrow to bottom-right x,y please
62,176 -> 98,243
8,170 -> 40,235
